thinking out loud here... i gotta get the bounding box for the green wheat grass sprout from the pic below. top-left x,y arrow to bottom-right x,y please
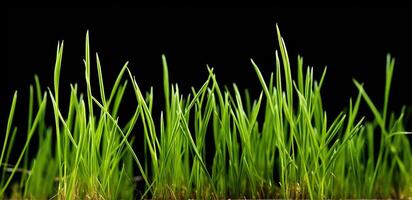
1,25 -> 411,199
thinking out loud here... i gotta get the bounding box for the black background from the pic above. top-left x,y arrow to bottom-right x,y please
4,5 -> 412,147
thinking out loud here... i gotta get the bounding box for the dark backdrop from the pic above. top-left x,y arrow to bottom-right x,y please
4,5 -> 412,148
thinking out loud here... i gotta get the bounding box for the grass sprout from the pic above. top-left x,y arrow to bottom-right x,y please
1,25 -> 411,199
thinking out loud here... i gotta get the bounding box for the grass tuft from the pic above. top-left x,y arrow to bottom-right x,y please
1,26 -> 411,199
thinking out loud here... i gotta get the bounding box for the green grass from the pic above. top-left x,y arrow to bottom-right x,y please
1,26 -> 411,199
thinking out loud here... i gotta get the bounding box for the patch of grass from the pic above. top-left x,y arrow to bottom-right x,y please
1,26 -> 411,199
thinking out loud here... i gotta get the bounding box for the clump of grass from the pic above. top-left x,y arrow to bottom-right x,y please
1,26 -> 411,199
